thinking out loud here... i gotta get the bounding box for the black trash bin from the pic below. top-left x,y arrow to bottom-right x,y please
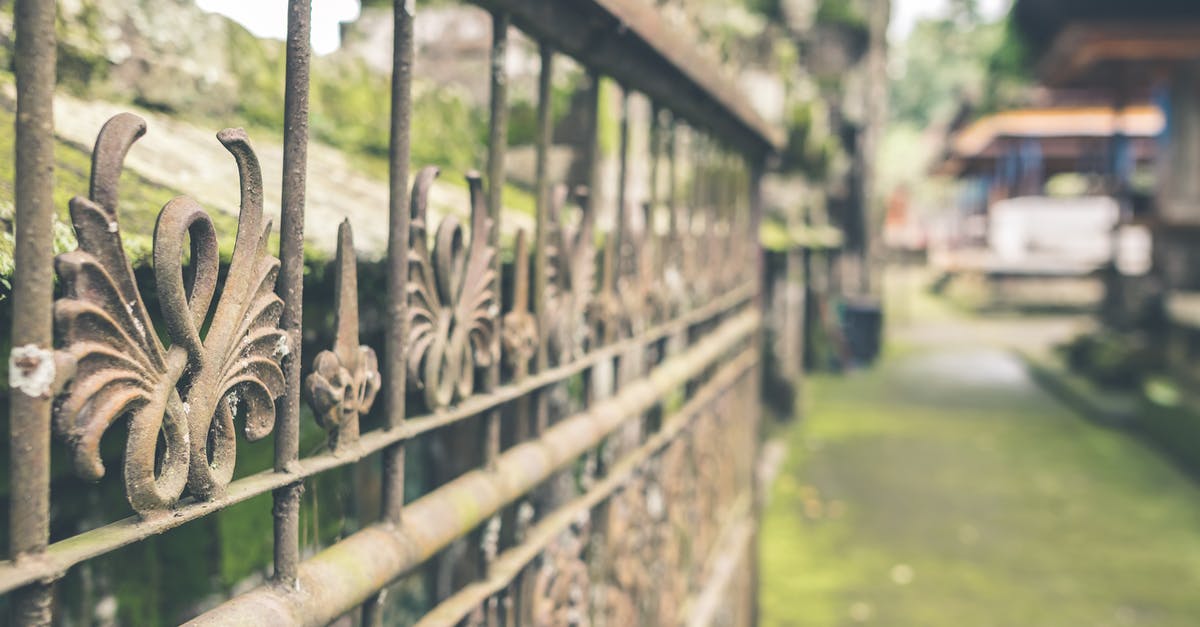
841,297 -> 883,366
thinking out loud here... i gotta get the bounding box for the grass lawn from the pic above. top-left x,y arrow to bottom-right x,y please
761,310 -> 1200,625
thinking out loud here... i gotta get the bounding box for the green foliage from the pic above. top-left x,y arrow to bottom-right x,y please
815,0 -> 868,30
889,11 -> 1031,128
0,94 -> 211,282
410,82 -> 487,171
52,1 -> 112,96
506,81 -> 573,147
1059,330 -> 1157,390
743,0 -> 783,20
597,77 -> 620,157
779,100 -> 837,178
310,59 -> 391,157
224,27 -> 487,176
226,24 -> 287,129
978,17 -> 1034,115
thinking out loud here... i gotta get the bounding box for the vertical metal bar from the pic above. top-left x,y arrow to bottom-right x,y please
583,70 -> 603,244
648,103 -> 661,223
9,0 -> 56,623
531,42 -> 553,435
366,4 -> 414,621
604,86 -> 633,341
578,69 -> 600,345
646,103 -> 662,298
574,71 -> 607,486
666,116 -> 679,271
749,158 -> 766,310
747,155 -> 767,627
272,0 -> 310,588
615,88 -> 630,263
498,36 -> 542,607
479,11 -> 508,589
483,11 -> 508,468
692,134 -> 710,307
532,43 -> 552,377
382,0 -> 414,524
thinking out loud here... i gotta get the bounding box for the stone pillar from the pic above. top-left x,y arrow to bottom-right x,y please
1156,60 -> 1200,291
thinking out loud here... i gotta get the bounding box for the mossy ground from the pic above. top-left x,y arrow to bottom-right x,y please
761,272 -> 1200,626
0,89 -> 197,275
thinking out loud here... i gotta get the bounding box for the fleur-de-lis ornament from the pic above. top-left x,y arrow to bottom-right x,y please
661,204 -> 689,316
525,515 -> 591,627
502,229 -> 538,377
52,113 -> 289,513
406,166 -> 498,410
644,204 -> 674,325
597,199 -> 646,342
544,184 -> 595,364
304,220 -> 380,451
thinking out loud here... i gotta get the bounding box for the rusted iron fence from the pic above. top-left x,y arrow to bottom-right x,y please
4,0 -> 782,624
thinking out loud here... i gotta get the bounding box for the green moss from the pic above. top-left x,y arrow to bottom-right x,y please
52,2 -> 113,96
763,291 -> 1200,625
760,219 -> 792,252
226,24 -> 287,129
409,81 -> 488,172
0,90 -> 217,277
814,0 -> 868,31
779,100 -> 840,179
597,77 -> 620,158
502,183 -> 537,217
507,79 -> 574,147
216,493 -> 275,586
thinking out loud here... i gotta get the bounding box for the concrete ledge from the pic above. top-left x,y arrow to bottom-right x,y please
1018,348 -> 1200,479
1017,349 -> 1139,427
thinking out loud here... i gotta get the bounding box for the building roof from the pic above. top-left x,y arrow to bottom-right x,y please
1013,0 -> 1200,53
951,106 -> 1163,156
1013,0 -> 1200,86
936,105 -> 1163,177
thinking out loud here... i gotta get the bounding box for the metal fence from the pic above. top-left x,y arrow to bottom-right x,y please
4,0 -> 783,624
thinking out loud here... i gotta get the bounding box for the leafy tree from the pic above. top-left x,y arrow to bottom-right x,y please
889,7 -> 1030,128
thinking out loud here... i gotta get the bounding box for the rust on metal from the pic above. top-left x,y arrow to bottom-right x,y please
531,43 -> 553,373
412,349 -> 756,627
382,0 -> 415,525
483,9 -> 509,475
525,515 -> 591,625
467,0 -> 784,159
186,310 -> 759,625
405,167 -> 498,410
274,0 -> 312,588
305,221 -> 381,452
530,42 -> 554,437
53,115 -> 289,513
544,185 -> 596,364
3,0 -> 774,619
502,229 -> 538,378
0,284 -> 757,601
10,0 -> 58,623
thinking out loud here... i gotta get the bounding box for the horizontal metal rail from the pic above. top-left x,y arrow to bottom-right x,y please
0,284 -> 754,595
684,499 -> 756,627
468,0 -> 785,160
6,0 -> 771,621
414,349 -> 757,627
185,309 -> 759,625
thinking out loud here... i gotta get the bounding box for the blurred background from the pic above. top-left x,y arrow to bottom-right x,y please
6,0 -> 1200,624
764,1 -> 1200,626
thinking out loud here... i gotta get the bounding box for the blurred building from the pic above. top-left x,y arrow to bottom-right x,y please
1014,0 -> 1200,375
929,98 -> 1161,310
